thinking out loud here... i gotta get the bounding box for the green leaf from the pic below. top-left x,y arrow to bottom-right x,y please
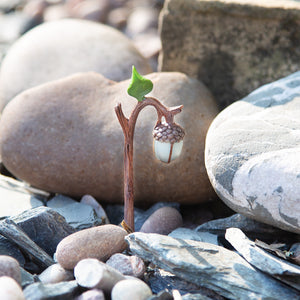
127,66 -> 153,102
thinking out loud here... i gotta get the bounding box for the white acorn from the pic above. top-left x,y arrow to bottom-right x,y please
153,122 -> 185,163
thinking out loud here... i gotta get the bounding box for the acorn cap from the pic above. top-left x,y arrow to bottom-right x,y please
153,123 -> 185,144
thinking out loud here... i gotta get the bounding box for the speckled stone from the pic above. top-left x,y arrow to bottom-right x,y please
205,71 -> 300,234
0,18 -> 152,110
0,72 -> 218,205
106,253 -> 145,278
56,224 -> 128,269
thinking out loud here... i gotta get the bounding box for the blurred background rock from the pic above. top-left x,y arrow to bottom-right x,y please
0,0 -> 163,70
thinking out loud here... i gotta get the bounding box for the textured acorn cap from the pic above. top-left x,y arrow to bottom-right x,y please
153,122 -> 185,144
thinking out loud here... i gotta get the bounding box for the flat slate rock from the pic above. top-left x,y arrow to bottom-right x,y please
126,232 -> 299,300
11,206 -> 75,256
47,194 -> 103,230
205,71 -> 300,234
0,175 -> 44,218
23,280 -> 79,300
225,227 -> 300,291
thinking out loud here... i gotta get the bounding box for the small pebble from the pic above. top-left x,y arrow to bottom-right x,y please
75,289 -> 105,300
68,0 -> 110,23
140,206 -> 183,235
111,278 -> 152,300
290,243 -> 300,265
0,255 -> 21,284
0,276 -> 25,300
106,253 -> 145,278
56,224 -> 128,269
80,194 -> 110,224
38,263 -> 74,284
74,258 -> 125,292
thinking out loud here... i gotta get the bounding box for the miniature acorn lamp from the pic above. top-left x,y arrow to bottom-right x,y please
115,66 -> 185,232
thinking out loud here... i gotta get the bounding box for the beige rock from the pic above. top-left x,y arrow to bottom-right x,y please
0,72 -> 218,204
159,0 -> 300,109
0,276 -> 25,300
74,258 -> 125,292
0,18 -> 151,110
38,263 -> 74,284
0,255 -> 21,284
75,289 -> 105,300
111,278 -> 152,300
140,206 -> 183,235
56,224 -> 128,269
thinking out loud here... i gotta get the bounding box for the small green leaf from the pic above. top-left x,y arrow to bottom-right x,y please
127,66 -> 153,102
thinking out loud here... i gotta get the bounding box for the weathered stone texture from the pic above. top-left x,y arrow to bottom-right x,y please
159,0 -> 300,108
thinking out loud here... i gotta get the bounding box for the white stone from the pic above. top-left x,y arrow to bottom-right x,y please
205,71 -> 300,233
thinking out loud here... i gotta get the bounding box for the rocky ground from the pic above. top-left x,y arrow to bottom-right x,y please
0,0 -> 299,299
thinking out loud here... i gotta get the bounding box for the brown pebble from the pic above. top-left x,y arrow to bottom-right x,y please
0,255 -> 21,284
106,253 -> 145,278
0,276 -> 25,300
56,224 -> 128,270
140,207 -> 183,235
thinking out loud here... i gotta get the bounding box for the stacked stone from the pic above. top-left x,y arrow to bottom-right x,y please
153,123 -> 185,144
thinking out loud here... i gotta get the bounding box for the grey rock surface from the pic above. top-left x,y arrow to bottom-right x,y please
225,227 -> 300,291
205,71 -> 300,233
23,280 -> 79,300
126,232 -> 299,300
196,213 -> 295,242
47,195 -> 103,230
159,0 -> 300,108
169,228 -> 219,246
0,175 -> 44,218
0,236 -> 26,267
0,18 -> 152,110
11,206 -> 75,256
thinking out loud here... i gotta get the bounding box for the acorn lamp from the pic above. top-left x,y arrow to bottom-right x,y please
115,66 -> 185,232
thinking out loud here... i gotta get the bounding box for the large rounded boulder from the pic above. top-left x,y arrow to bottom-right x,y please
0,72 -> 218,205
0,19 -> 152,111
205,71 -> 300,233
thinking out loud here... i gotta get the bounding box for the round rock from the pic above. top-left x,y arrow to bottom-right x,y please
0,71 -> 218,205
205,71 -> 300,234
56,224 -> 128,270
106,253 -> 145,278
0,276 -> 24,300
140,206 -> 183,235
0,18 -> 151,110
0,255 -> 21,284
111,278 -> 152,300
